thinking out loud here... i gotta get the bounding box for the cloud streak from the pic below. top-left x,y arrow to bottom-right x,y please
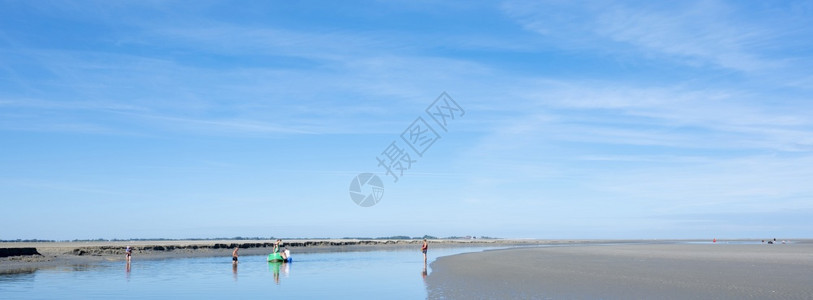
501,0 -> 813,77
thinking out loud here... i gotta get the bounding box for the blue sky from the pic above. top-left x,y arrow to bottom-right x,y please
1,1 -> 811,240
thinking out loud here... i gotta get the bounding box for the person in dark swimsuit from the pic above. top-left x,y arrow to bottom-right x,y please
232,247 -> 239,264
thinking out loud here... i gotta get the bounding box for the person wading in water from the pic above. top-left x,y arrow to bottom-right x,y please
421,239 -> 428,262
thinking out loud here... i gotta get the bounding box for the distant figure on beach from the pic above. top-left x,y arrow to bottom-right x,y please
125,246 -> 132,262
421,239 -> 428,262
232,247 -> 239,264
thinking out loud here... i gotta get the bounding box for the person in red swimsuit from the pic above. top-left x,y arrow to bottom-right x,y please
421,239 -> 428,262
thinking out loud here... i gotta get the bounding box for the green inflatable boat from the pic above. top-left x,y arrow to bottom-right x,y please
267,252 -> 289,262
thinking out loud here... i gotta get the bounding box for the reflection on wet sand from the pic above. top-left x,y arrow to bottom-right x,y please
1,263 -> 107,280
0,268 -> 37,283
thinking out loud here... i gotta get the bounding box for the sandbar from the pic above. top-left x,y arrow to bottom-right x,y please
426,242 -> 813,299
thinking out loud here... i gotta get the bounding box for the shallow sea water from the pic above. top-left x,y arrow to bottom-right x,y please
0,246 -> 502,299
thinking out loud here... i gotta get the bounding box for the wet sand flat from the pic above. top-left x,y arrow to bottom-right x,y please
426,243 -> 813,299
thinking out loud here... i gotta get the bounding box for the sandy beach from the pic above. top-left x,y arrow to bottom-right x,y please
426,242 -> 813,299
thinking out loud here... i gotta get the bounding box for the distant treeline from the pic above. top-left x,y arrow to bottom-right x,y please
1,239 -> 58,243
1,235 -> 499,243
343,235 -> 500,240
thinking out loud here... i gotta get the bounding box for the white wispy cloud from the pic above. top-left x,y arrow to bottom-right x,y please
593,1 -> 776,72
470,79 -> 813,151
453,75 -> 813,225
2,11 -> 507,135
501,0 -> 813,76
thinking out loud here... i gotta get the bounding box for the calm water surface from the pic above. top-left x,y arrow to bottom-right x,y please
0,246 -> 503,299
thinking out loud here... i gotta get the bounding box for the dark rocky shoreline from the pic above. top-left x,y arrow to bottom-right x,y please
0,247 -> 40,257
